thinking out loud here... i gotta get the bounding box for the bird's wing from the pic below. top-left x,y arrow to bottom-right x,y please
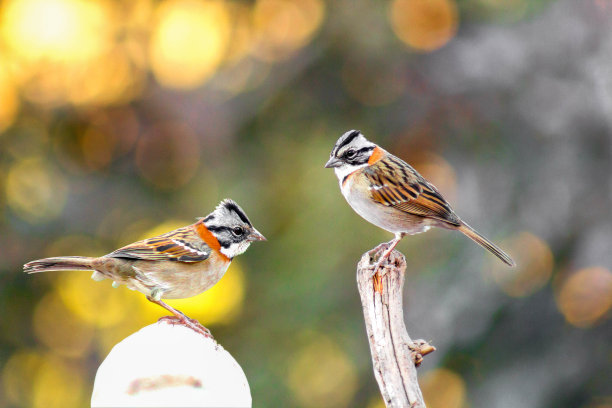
364,155 -> 461,226
106,225 -> 211,262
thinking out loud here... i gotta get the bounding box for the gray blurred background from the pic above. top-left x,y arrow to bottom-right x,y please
0,0 -> 610,407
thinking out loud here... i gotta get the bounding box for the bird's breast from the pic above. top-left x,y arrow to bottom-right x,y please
341,172 -> 433,235
123,255 -> 231,299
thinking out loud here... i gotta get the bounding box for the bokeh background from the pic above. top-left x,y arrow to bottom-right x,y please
0,0 -> 611,407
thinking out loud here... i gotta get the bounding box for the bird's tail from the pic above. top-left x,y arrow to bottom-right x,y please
457,223 -> 515,267
24,256 -> 95,274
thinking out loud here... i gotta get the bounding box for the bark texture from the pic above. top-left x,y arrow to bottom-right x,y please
356,249 -> 435,408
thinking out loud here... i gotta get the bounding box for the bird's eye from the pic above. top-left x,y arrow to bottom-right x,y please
232,227 -> 244,236
346,149 -> 356,159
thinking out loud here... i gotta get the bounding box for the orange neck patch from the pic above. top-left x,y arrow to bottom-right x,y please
368,146 -> 385,165
195,222 -> 230,262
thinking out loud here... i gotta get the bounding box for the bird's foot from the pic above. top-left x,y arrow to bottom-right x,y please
368,235 -> 404,279
408,339 -> 436,367
369,253 -> 393,279
371,241 -> 391,254
158,315 -> 213,339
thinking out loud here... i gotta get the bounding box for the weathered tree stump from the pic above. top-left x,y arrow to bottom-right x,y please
356,248 -> 435,408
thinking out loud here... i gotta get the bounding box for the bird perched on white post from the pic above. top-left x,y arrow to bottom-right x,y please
24,199 -> 265,336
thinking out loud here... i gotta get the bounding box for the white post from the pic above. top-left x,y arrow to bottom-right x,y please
91,321 -> 251,407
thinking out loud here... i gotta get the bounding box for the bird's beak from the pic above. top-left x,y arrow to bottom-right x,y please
325,157 -> 342,168
248,228 -> 267,242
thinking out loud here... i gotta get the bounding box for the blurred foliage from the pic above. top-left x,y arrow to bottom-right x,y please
0,0 -> 611,407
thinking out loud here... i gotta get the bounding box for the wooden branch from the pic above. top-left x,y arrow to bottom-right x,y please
356,249 -> 435,408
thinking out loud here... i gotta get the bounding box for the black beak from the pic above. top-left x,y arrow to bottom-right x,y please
325,157 -> 342,168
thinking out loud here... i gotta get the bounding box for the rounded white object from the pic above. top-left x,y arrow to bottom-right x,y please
91,321 -> 251,407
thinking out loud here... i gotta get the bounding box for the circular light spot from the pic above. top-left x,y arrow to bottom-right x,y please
287,334 -> 358,408
5,157 -> 68,223
33,292 -> 95,358
134,122 -> 200,190
150,0 -> 231,89
0,59 -> 19,132
31,354 -> 87,408
556,267 -> 612,328
66,49 -> 144,106
2,350 -> 43,406
55,270 -> 139,328
487,232 -> 553,297
2,350 -> 87,408
390,0 -> 458,52
1,0 -> 113,62
252,0 -> 325,61
420,368 -> 466,408
223,3 -> 255,64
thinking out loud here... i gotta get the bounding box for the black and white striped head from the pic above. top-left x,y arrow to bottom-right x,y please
325,130 -> 379,181
203,199 -> 265,259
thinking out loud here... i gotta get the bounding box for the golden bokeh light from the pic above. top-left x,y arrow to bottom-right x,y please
51,239 -> 143,329
33,291 -> 95,358
389,0 -> 458,52
1,0 -> 113,63
0,0 -> 145,106
556,267 -> 612,328
487,231 -> 554,297
0,59 -> 19,132
19,47 -> 142,107
55,270 -> 142,328
31,354 -> 87,408
287,333 -> 358,408
150,0 -> 231,89
420,368 -> 466,408
223,3 -> 255,64
252,0 -> 325,61
65,49 -> 145,106
134,122 -> 201,190
2,350 -> 86,408
3,350 -> 43,406
5,157 -> 69,223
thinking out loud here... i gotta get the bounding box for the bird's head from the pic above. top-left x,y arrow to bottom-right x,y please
202,199 -> 266,259
325,130 -> 381,181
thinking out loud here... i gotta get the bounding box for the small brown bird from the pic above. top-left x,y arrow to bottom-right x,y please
325,130 -> 515,270
24,199 -> 266,336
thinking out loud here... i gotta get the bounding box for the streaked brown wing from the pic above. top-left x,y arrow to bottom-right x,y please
106,225 -> 211,262
364,155 -> 460,226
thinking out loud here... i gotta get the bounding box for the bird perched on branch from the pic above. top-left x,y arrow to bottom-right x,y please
24,199 -> 266,337
325,130 -> 514,271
